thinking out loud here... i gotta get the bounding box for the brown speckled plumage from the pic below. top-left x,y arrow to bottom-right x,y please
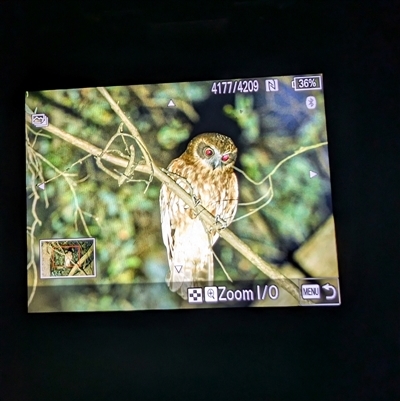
160,133 -> 238,299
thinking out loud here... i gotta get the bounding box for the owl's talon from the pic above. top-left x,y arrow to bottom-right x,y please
215,215 -> 228,230
192,196 -> 201,207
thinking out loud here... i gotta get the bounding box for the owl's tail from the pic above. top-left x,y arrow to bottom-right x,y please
167,246 -> 214,300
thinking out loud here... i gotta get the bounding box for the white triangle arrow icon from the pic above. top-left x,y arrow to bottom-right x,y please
174,265 -> 182,273
38,182 -> 45,190
168,99 -> 175,107
309,171 -> 318,178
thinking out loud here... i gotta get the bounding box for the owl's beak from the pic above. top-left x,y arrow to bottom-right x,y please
212,158 -> 222,169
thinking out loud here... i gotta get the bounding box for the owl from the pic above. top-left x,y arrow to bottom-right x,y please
160,133 -> 239,300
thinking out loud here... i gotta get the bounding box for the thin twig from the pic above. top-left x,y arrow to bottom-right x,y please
233,177 -> 274,222
233,142 -> 328,186
34,151 -> 92,237
213,250 -> 233,282
97,87 -> 154,192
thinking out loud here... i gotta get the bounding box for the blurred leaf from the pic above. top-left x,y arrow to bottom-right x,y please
125,256 -> 142,269
157,124 -> 190,150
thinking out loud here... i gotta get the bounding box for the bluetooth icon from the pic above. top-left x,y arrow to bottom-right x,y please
306,96 -> 317,110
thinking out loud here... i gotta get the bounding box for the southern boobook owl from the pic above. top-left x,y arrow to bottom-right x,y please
160,133 -> 238,299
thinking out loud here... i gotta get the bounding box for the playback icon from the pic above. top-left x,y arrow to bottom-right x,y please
31,113 -> 49,127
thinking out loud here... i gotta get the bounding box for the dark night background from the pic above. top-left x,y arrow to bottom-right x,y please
0,0 -> 399,400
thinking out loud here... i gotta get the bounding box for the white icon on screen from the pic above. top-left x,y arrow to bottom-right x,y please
306,96 -> 317,109
174,264 -> 182,273
31,113 -> 49,127
322,283 -> 337,300
187,288 -> 203,303
265,79 -> 279,92
204,286 -> 218,303
301,284 -> 321,300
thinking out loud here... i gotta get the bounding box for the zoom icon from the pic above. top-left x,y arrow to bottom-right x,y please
204,286 -> 218,303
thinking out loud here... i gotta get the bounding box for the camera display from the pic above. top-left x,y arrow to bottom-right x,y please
26,74 -> 340,312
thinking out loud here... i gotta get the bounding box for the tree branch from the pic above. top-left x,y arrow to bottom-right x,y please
68,245 -> 94,276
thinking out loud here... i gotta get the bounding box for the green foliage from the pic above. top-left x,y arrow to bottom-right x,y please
224,94 -> 259,142
157,120 -> 190,150
220,81 -> 331,278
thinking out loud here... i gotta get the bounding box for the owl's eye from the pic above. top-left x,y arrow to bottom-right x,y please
204,147 -> 214,157
221,154 -> 230,162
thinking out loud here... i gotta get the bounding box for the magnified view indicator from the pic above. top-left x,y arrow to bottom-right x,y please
205,286 -> 218,303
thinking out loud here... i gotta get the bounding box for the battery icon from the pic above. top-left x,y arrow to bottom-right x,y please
291,76 -> 323,91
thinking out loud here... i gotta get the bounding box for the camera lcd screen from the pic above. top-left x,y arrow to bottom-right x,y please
26,74 -> 340,312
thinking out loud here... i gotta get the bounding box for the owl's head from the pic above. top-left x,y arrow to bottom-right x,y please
185,133 -> 237,170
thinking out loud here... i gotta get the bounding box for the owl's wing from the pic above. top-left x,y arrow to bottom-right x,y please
159,159 -> 187,271
205,173 -> 239,245
160,185 -> 214,299
160,160 -> 215,299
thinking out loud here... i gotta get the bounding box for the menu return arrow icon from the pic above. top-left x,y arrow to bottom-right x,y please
322,283 -> 337,300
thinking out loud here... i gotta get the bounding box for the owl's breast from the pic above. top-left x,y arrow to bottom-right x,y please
190,166 -> 238,223
165,158 -> 238,224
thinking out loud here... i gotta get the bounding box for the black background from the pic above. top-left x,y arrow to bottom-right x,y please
1,0 -> 399,400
